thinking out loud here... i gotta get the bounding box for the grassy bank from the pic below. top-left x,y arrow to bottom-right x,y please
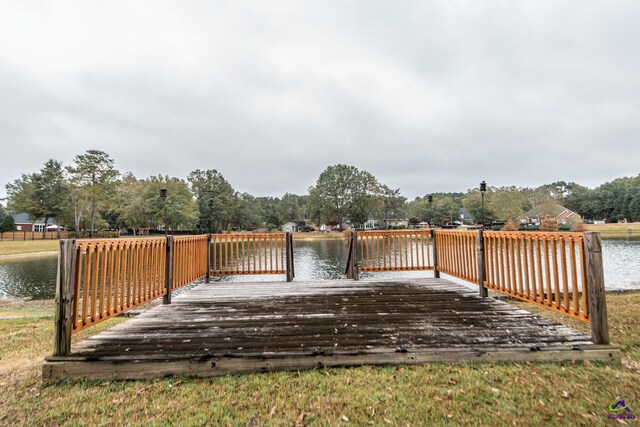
1,294 -> 639,425
587,222 -> 640,239
292,232 -> 345,241
0,240 -> 59,257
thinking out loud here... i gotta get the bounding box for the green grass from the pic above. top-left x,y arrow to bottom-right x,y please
0,240 -> 59,256
587,222 -> 640,239
1,295 -> 639,425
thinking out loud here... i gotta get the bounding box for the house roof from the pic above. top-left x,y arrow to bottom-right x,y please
525,204 -> 572,218
11,212 -> 55,225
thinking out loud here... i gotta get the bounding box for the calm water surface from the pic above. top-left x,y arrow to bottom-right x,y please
1,238 -> 639,300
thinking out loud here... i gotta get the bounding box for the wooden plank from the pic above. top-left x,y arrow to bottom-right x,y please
43,345 -> 620,380
45,277 -> 619,381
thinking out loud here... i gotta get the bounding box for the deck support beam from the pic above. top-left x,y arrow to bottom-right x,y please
205,233 -> 211,284
431,229 -> 440,279
477,230 -> 488,297
584,232 -> 610,345
286,232 -> 294,282
53,239 -> 77,357
163,236 -> 174,304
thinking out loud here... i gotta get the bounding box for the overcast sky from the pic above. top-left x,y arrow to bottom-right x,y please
1,1 -> 639,201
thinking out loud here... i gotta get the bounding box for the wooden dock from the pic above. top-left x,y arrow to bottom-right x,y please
43,278 -> 620,380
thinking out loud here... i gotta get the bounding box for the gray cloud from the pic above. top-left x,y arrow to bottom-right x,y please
1,1 -> 639,201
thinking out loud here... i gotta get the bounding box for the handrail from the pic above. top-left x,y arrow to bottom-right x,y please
210,233 -> 292,277
483,231 -> 589,321
434,230 -> 479,284
172,235 -> 209,289
349,230 -> 434,279
70,237 -> 167,334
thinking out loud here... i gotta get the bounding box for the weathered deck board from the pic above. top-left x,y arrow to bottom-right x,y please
43,278 -> 620,380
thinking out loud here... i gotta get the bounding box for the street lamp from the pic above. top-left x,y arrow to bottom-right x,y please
208,199 -> 214,233
479,181 -> 487,228
427,195 -> 433,227
159,188 -> 168,235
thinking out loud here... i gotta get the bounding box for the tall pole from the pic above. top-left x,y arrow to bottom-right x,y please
160,188 -> 168,235
427,195 -> 433,227
479,181 -> 486,229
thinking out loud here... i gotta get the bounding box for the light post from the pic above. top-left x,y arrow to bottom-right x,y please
208,199 -> 214,233
427,195 -> 433,227
159,188 -> 168,235
479,181 -> 487,228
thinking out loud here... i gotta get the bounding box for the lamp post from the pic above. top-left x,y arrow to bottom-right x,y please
479,181 -> 487,228
427,195 -> 433,227
207,199 -> 214,233
159,188 -> 168,235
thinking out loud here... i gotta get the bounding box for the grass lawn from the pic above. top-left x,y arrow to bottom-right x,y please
1,294 -> 639,425
0,240 -> 59,257
587,222 -> 640,239
292,232 -> 345,241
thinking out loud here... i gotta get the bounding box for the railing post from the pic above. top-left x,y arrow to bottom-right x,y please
477,230 -> 488,297
163,235 -> 174,304
583,232 -> 610,345
431,229 -> 440,278
54,239 -> 77,356
352,231 -> 359,281
205,233 -> 212,284
286,232 -> 294,282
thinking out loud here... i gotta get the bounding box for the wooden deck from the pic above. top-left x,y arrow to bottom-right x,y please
43,278 -> 620,380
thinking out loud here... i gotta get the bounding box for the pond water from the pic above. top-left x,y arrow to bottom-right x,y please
1,238 -> 639,300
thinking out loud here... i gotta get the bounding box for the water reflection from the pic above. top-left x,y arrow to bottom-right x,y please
0,256 -> 58,299
1,238 -> 640,300
602,238 -> 640,290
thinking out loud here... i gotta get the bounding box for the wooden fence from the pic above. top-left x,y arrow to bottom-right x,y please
0,230 -> 121,241
210,233 -> 294,281
433,230 -> 479,284
54,237 -> 169,355
1,231 -> 69,241
481,232 -> 607,332
172,235 -> 210,290
346,230 -> 433,279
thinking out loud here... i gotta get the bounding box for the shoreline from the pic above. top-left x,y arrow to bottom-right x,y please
0,251 -> 58,261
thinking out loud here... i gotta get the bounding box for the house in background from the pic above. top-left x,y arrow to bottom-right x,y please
459,208 -> 473,225
518,204 -> 582,226
11,212 -> 56,232
281,220 -> 306,233
363,219 -> 379,230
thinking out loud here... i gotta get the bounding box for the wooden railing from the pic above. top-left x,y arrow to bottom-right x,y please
434,230 -> 479,284
483,231 -> 589,319
210,233 -> 293,280
63,237 -> 168,337
346,230 -> 433,280
172,235 -> 209,290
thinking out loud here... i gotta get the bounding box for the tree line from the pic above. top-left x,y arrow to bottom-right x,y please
1,150 -> 639,234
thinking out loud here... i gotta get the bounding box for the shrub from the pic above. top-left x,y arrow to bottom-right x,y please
502,219 -> 518,231
558,224 -> 572,231
571,221 -> 589,232
540,218 -> 559,232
